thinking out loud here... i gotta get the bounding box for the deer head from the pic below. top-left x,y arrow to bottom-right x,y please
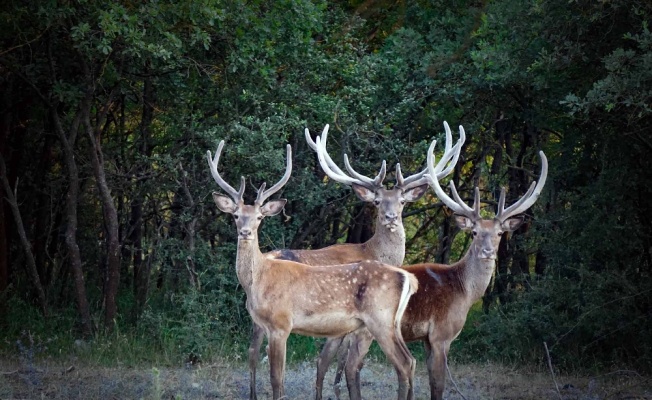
306,123 -> 464,233
207,140 -> 291,241
425,141 -> 548,263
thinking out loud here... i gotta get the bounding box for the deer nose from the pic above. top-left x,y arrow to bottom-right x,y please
239,228 -> 252,237
385,212 -> 397,222
481,248 -> 495,259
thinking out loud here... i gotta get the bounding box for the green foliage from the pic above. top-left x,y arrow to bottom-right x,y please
1,0 -> 651,376
456,268 -> 652,372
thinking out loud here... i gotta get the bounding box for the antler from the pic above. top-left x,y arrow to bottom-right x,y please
396,121 -> 466,191
307,124 -> 386,191
207,141 -> 292,205
255,144 -> 293,205
495,151 -> 548,222
206,140 -> 246,203
425,135 -> 481,220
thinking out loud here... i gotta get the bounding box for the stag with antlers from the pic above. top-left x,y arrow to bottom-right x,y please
315,140 -> 548,400
207,141 -> 420,400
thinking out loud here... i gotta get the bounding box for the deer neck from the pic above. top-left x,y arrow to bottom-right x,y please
365,222 -> 406,267
235,234 -> 265,296
457,247 -> 496,303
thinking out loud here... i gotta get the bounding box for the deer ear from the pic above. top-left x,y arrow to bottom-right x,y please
212,193 -> 237,214
351,183 -> 376,202
261,199 -> 287,216
501,216 -> 524,232
402,184 -> 429,202
453,214 -> 474,231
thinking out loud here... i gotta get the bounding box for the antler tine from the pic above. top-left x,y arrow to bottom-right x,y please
396,163 -> 405,187
398,122 -> 466,190
305,125 -> 348,177
432,123 -> 466,178
256,144 -> 293,205
343,154 -> 386,188
496,151 -> 548,221
425,140 -> 476,218
206,140 -> 245,202
255,182 -> 267,205
313,131 -> 380,191
315,136 -> 359,186
449,180 -> 478,217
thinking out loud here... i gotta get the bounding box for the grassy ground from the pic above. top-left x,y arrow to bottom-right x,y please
1,355 -> 650,399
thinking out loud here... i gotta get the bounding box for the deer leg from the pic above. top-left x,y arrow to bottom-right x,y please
372,330 -> 414,400
315,336 -> 344,400
268,329 -> 290,400
343,329 -> 373,400
425,338 -> 448,400
248,323 -> 265,400
333,333 -> 353,399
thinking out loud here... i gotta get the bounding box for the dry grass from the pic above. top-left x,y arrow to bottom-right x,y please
0,357 -> 650,399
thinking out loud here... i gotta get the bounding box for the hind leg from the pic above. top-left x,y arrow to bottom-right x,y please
369,329 -> 415,400
315,336 -> 344,400
343,329 -> 373,400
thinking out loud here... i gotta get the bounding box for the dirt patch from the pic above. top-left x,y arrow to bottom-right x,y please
0,358 -> 650,399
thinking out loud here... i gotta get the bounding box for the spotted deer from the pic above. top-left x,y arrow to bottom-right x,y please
207,141 -> 419,400
315,141 -> 548,400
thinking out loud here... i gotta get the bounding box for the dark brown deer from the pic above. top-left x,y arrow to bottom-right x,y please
315,142 -> 548,400
207,141 -> 419,400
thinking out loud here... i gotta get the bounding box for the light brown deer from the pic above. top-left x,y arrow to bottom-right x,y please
270,123 -> 463,266
316,142 -> 548,400
207,141 -> 419,400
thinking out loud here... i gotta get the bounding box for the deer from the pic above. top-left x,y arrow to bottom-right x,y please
302,123 -> 465,399
315,140 -> 548,400
268,123 -> 463,267
207,140 -> 420,400
236,123 -> 463,400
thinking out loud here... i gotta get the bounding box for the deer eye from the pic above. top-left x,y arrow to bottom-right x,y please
234,215 -> 239,220
472,231 -> 477,237
399,199 -> 406,205
257,215 -> 263,220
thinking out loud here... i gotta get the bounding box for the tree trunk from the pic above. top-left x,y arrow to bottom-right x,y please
346,203 -> 373,244
84,107 -> 121,330
436,214 -> 452,264
0,153 -> 48,316
0,182 -> 7,296
0,110 -> 9,303
131,66 -> 155,319
52,106 -> 93,336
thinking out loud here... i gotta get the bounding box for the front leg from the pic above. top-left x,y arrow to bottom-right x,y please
425,338 -> 450,400
248,323 -> 265,400
315,336 -> 345,400
268,329 -> 290,400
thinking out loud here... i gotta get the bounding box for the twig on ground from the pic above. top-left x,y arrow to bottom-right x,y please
0,369 -> 18,375
444,349 -> 469,400
544,341 -> 562,400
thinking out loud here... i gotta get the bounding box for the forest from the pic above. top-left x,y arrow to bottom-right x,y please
1,0 -> 651,397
